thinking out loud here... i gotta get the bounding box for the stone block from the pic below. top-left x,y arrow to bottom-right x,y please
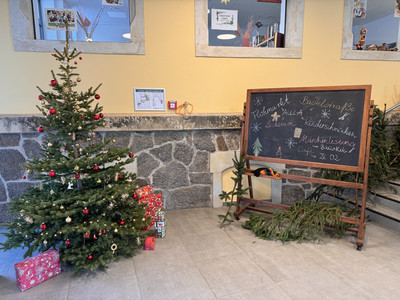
288,169 -> 311,184
104,131 -> 131,149
173,142 -> 194,166
0,180 -> 6,202
154,131 -> 185,145
137,153 -> 160,178
302,183 -> 312,190
0,134 -> 20,147
281,185 -> 305,206
189,173 -> 212,184
150,143 -> 172,163
216,136 -> 228,151
223,130 -> 240,150
152,161 -> 189,189
163,185 -> 212,210
23,139 -> 42,159
131,132 -> 154,153
0,149 -> 26,181
189,151 -> 209,173
7,182 -> 35,200
0,203 -> 13,223
193,131 -> 215,152
136,178 -> 150,187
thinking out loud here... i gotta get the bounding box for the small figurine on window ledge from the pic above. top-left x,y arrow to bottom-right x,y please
356,27 -> 367,50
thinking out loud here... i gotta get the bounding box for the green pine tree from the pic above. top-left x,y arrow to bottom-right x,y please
252,137 -> 262,156
0,24 -> 150,274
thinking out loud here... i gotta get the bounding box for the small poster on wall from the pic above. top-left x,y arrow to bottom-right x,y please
395,0 -> 400,17
353,0 -> 367,19
45,8 -> 77,31
134,88 -> 166,111
102,0 -> 123,6
211,9 -> 238,31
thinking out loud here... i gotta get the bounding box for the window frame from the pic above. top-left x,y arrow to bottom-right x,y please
342,0 -> 400,61
194,0 -> 304,59
8,0 -> 145,55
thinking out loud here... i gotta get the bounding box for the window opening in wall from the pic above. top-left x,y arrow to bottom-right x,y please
352,0 -> 400,51
31,0 -> 133,43
222,167 -> 271,202
208,0 -> 286,48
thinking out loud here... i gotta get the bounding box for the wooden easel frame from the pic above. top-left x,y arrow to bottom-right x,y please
234,87 -> 373,250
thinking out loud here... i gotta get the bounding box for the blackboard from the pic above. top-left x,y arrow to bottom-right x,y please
244,86 -> 372,172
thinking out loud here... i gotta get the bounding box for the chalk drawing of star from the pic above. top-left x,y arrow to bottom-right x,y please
286,138 -> 297,149
255,97 -> 263,106
251,122 -> 262,133
221,0 -> 230,3
321,109 -> 330,119
271,112 -> 281,122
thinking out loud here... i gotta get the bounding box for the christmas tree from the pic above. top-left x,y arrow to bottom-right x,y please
0,24 -> 150,273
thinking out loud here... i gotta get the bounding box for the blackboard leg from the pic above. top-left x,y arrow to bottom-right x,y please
356,222 -> 366,250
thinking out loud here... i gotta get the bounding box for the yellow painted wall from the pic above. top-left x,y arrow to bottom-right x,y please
1,0 -> 400,115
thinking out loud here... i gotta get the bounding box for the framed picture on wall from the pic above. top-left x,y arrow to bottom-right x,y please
134,88 -> 166,111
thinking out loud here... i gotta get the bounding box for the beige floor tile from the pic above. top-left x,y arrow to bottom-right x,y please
217,285 -> 291,300
179,230 -> 242,262
136,263 -> 216,300
195,254 -> 275,298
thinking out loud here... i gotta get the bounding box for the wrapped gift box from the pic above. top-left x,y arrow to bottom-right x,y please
139,194 -> 163,227
144,236 -> 155,250
136,185 -> 153,198
155,220 -> 166,238
14,249 -> 61,291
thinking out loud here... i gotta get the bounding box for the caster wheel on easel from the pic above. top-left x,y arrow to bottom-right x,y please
235,217 -> 240,220
356,245 -> 362,251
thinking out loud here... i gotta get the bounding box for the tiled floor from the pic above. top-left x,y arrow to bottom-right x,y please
1,207 -> 400,299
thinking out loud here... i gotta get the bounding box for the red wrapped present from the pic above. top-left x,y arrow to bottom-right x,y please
144,236 -> 155,250
136,185 -> 153,198
139,194 -> 163,227
14,249 -> 61,291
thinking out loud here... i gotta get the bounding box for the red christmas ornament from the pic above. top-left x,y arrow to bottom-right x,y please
22,176 -> 27,179
53,54 -> 57,57
50,80 -> 57,86
65,240 -> 71,246
94,114 -> 100,120
129,152 -> 134,158
93,165 -> 99,171
93,234 -> 97,240
49,108 -> 56,115
132,193 -> 138,199
48,170 -> 56,177
81,115 -> 85,118
92,143 -> 95,146
119,220 -> 125,225
84,232 -> 90,238
118,174 -> 123,180
75,174 -> 80,179
95,94 -> 100,99
83,207 -> 89,215
38,126 -> 44,133
40,223 -> 47,230
74,61 -> 77,65
88,254 -> 93,260
79,57 -> 82,60
99,113 -> 104,118
38,95 -> 42,100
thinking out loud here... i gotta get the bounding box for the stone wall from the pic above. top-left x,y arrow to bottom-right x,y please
0,114 -> 242,223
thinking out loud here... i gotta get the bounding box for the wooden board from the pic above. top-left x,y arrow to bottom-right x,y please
243,85 -> 371,172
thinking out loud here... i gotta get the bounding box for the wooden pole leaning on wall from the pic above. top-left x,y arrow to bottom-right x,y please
234,86 -> 373,250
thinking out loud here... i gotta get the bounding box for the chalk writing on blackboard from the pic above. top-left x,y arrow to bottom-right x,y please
245,87 -> 370,171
